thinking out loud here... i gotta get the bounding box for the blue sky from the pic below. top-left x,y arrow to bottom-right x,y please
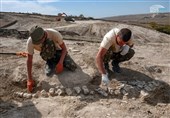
0,0 -> 169,18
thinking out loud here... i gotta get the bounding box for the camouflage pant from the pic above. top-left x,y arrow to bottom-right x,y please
103,48 -> 135,63
46,50 -> 77,71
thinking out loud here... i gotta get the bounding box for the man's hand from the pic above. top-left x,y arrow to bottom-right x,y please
56,62 -> 63,74
27,79 -> 34,93
101,74 -> 110,85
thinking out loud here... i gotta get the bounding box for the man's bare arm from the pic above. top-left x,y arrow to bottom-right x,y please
96,47 -> 108,75
27,54 -> 33,80
59,42 -> 67,64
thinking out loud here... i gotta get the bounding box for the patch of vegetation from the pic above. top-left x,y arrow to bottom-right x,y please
69,14 -> 94,20
149,22 -> 170,35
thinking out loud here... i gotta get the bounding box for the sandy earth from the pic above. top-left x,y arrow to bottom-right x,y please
0,12 -> 170,118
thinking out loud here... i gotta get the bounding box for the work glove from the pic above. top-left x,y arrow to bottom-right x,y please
101,74 -> 110,86
27,79 -> 34,93
56,63 -> 63,74
120,45 -> 130,56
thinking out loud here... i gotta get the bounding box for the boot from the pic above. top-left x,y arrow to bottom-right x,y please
104,62 -> 112,76
45,61 -> 54,76
111,61 -> 121,73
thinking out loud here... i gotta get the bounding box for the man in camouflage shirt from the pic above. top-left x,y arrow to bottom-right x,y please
26,26 -> 77,92
96,28 -> 135,85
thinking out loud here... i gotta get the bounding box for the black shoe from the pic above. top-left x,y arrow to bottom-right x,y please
111,61 -> 121,73
45,62 -> 54,76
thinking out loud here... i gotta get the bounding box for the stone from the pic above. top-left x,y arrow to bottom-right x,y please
40,90 -> 48,98
140,90 -> 150,98
107,87 -> 115,95
123,93 -> 129,100
123,85 -> 133,92
148,83 -> 157,91
121,89 -> 127,95
151,80 -> 160,87
82,86 -> 89,95
122,85 -> 140,98
55,86 -> 60,89
136,81 -> 145,89
128,81 -> 137,86
120,81 -> 127,84
140,90 -> 151,102
95,88 -> 108,97
146,66 -> 162,73
36,81 -> 42,90
156,68 -> 162,73
116,84 -> 125,90
65,88 -> 73,96
73,86 -> 81,94
100,84 -> 108,91
23,93 -> 32,99
14,92 -> 24,97
72,49 -> 80,52
136,83 -> 144,89
55,89 -> 65,96
114,89 -> 121,96
90,90 -> 95,95
49,88 -> 55,96
13,92 -> 19,97
32,93 -> 39,98
144,85 -> 153,92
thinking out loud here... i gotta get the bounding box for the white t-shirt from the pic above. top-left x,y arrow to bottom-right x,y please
26,28 -> 63,55
100,28 -> 133,53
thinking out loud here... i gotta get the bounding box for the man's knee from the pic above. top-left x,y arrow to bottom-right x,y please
117,49 -> 135,62
129,49 -> 135,57
65,61 -> 77,71
64,55 -> 77,71
126,48 -> 135,60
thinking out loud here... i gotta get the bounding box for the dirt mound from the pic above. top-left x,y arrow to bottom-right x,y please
0,29 -> 29,39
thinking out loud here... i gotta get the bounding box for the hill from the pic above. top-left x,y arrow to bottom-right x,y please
102,13 -> 170,34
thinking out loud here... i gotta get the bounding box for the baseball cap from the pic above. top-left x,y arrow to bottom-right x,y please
30,26 -> 45,44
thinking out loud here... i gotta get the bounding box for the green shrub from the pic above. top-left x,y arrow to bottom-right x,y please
156,25 -> 170,34
149,22 -> 170,35
149,22 -> 157,28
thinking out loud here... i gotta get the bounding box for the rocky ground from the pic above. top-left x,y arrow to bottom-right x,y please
0,12 -> 170,118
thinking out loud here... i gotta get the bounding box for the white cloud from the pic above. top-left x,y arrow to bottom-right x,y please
150,4 -> 165,13
1,0 -> 60,3
1,0 -> 20,3
36,0 -> 60,3
1,0 -> 59,15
